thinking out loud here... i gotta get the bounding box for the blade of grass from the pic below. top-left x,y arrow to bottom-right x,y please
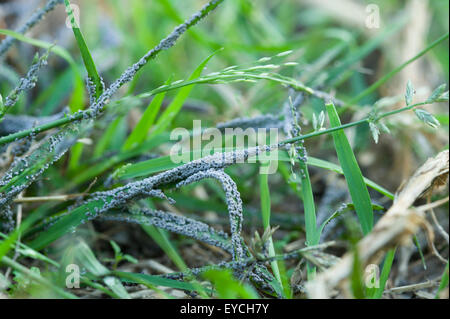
114,270 -> 199,292
122,76 -> 173,150
141,225 -> 188,272
350,245 -> 366,298
0,29 -> 74,65
150,49 -> 222,136
0,28 -> 85,112
64,0 -> 103,99
259,165 -> 283,291
93,116 -> 125,158
0,256 -> 77,299
369,248 -> 396,299
299,160 -> 319,280
326,101 -> 374,235
0,204 -> 52,261
203,269 -> 259,299
435,262 -> 449,299
73,240 -> 130,299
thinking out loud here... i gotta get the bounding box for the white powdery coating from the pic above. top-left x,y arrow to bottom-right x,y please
101,208 -> 232,253
176,169 -> 245,261
0,0 -> 64,57
282,92 -> 304,139
0,111 -> 67,136
86,188 -> 173,220
71,145 -> 275,222
216,114 -> 283,131
3,54 -> 49,110
85,76 -> 102,105
0,204 -> 14,233
0,124 -> 79,209
283,92 -> 308,165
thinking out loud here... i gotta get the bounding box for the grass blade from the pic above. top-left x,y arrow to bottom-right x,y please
122,76 -> 173,150
369,248 -> 396,299
73,240 -> 130,299
0,256 -> 77,299
114,271 -> 198,292
142,225 -> 188,272
259,165 -> 283,291
64,0 -> 103,100
150,49 -> 222,136
435,262 -> 449,299
326,101 -> 374,235
0,28 -> 85,112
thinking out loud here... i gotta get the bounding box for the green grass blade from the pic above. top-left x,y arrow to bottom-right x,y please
299,162 -> 319,246
306,157 -> 393,199
350,245 -> 366,298
435,262 -> 449,299
0,256 -> 77,299
65,133 -> 170,190
64,0 -> 103,99
326,101 -> 374,235
0,205 -> 50,261
150,49 -> 222,136
114,271 -> 198,292
0,29 -> 75,65
73,240 -> 130,299
299,161 -> 319,280
203,269 -> 259,299
370,248 -> 396,299
0,28 -> 85,112
349,32 -> 449,105
142,225 -> 188,272
259,166 -> 283,291
0,233 -> 59,267
93,115 -> 125,157
122,76 -> 172,151
28,199 -> 106,250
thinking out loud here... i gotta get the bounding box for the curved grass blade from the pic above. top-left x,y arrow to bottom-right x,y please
0,29 -> 74,65
318,203 -> 384,237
